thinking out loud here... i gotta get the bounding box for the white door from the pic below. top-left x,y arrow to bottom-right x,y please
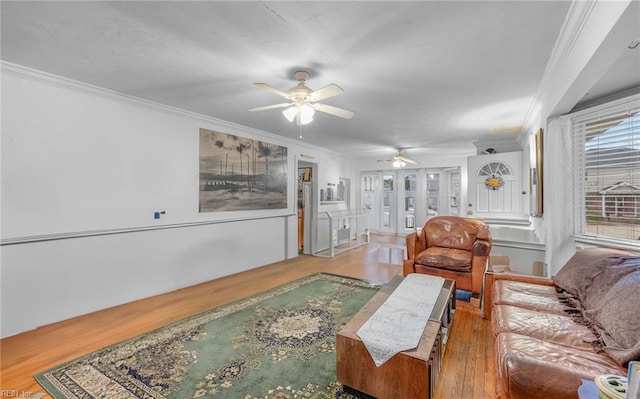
467,151 -> 525,221
399,172 -> 417,233
381,173 -> 395,233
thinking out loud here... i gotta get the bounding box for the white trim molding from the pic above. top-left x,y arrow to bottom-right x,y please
0,61 -> 347,158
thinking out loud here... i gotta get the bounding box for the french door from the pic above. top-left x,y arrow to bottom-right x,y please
361,168 -> 461,234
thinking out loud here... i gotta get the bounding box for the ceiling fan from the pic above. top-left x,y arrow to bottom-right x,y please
249,71 -> 355,126
377,149 -> 419,168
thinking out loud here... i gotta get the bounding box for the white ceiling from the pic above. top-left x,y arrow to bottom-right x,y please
2,1 -> 637,159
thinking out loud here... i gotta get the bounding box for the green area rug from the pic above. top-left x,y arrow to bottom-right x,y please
35,273 -> 379,399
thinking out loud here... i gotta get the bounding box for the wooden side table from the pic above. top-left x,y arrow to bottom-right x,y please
336,276 -> 455,399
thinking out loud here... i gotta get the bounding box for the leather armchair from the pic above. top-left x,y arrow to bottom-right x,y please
403,216 -> 492,295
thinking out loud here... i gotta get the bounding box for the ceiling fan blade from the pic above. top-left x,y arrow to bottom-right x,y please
403,158 -> 419,165
314,103 -> 355,119
248,103 -> 292,112
254,83 -> 290,98
310,84 -> 344,101
377,159 -> 393,163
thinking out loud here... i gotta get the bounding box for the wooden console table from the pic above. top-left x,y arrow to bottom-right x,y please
336,276 -> 455,399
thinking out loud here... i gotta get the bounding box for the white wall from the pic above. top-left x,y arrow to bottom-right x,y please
0,64 -> 355,338
521,0 -> 637,276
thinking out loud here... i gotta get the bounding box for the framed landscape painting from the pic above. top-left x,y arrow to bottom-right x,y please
199,128 -> 288,212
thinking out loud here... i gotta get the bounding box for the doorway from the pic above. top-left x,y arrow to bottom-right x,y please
467,151 -> 526,221
361,167 -> 461,234
297,159 -> 317,254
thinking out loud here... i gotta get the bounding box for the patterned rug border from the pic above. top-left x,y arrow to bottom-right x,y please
34,272 -> 380,398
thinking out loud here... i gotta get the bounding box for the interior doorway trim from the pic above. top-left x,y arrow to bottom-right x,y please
297,158 -> 318,255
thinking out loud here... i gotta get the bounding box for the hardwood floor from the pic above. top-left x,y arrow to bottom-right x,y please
0,234 -> 495,398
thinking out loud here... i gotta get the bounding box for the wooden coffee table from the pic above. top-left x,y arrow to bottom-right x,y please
336,275 -> 455,399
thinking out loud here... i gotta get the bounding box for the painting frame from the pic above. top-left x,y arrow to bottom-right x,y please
199,128 -> 288,212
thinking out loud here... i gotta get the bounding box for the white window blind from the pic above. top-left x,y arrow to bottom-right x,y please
572,95 -> 640,244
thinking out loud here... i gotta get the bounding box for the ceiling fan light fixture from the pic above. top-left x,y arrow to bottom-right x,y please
282,106 -> 297,122
282,104 -> 314,125
393,159 -> 406,168
299,104 -> 315,125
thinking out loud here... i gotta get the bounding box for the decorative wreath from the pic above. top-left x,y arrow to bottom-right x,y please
485,174 -> 504,190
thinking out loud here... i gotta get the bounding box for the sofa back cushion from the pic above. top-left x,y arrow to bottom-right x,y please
422,216 -> 483,251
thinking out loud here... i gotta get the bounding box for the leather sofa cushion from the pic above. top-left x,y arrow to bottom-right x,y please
415,246 -> 472,272
496,332 -> 626,399
492,280 -> 566,315
493,305 -> 596,350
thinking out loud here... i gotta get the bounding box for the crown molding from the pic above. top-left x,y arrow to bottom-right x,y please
0,61 -> 349,159
521,0 -> 598,133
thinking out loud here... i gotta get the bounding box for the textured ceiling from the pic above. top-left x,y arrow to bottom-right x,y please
2,1 -> 636,160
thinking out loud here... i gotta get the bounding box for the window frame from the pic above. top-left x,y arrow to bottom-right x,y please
571,93 -> 640,251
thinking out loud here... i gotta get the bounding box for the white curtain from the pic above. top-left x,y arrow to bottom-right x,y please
544,117 -> 576,276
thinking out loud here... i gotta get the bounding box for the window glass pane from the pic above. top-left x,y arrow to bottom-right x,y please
382,174 -> 394,229
449,171 -> 460,215
427,173 -> 439,215
404,174 -> 416,229
575,106 -> 640,242
478,162 -> 511,176
404,174 -> 416,211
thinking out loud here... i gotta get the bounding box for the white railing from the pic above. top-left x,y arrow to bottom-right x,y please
314,208 -> 371,257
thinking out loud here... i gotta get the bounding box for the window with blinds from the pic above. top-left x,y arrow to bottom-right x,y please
572,96 -> 640,243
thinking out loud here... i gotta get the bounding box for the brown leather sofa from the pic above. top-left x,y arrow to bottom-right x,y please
486,248 -> 640,399
403,216 -> 492,295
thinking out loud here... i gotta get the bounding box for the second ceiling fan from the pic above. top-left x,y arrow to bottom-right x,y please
377,149 -> 419,168
249,71 -> 354,125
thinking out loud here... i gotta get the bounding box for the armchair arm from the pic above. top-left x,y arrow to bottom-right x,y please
403,232 -> 417,276
477,225 -> 491,241
406,232 -> 417,260
473,239 -> 492,257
